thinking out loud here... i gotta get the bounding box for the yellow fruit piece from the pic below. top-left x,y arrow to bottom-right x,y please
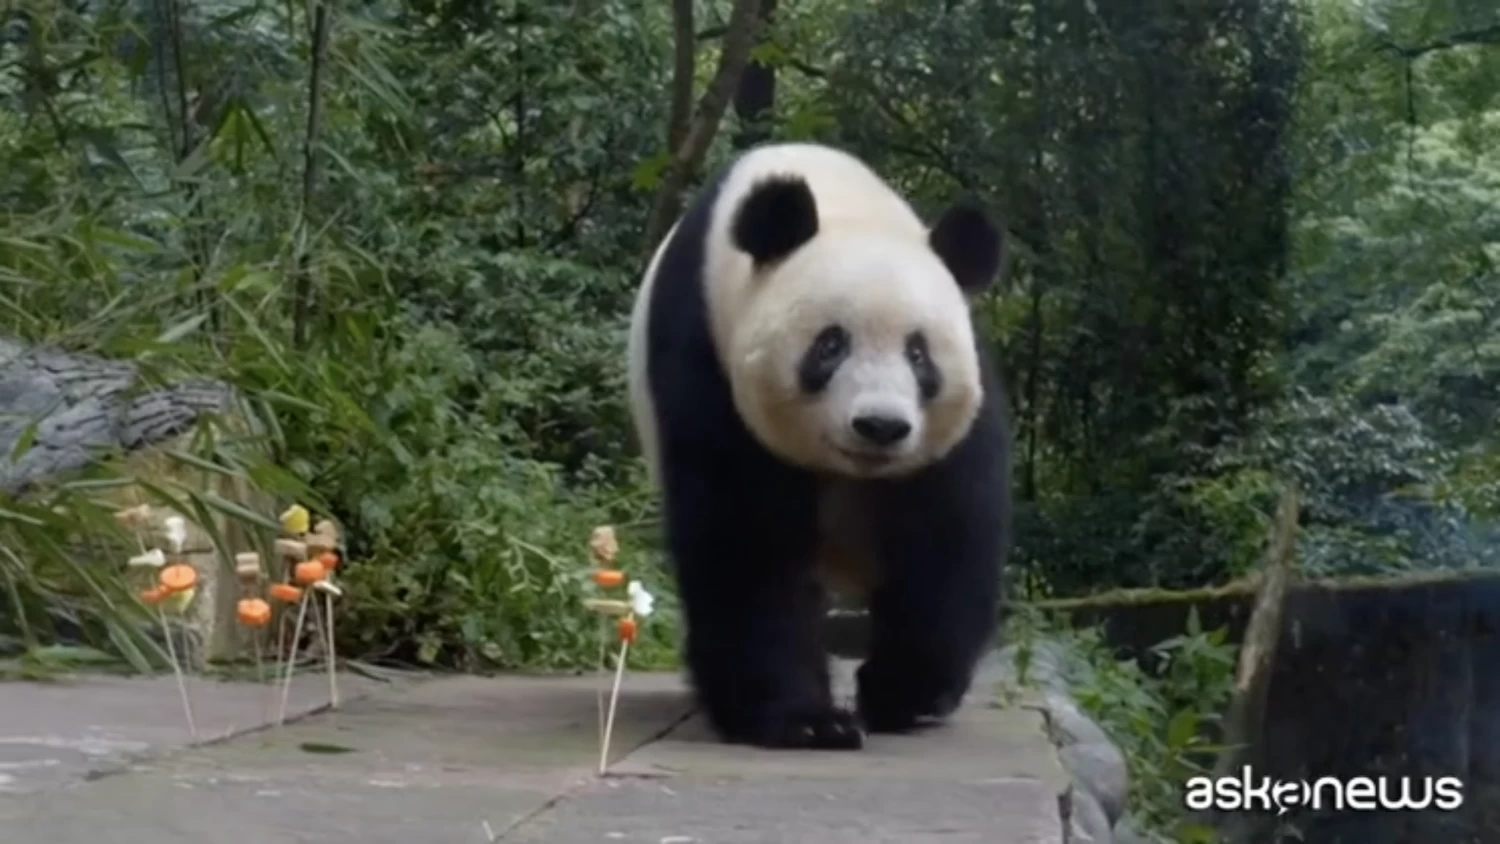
280,504 -> 310,536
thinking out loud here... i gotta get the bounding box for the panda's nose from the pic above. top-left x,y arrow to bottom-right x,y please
851,414 -> 912,447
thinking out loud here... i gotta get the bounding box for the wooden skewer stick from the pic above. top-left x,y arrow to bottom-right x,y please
599,630 -> 631,775
272,600 -> 290,719
596,617 -> 609,744
325,590 -> 339,707
157,606 -> 198,740
254,628 -> 269,722
277,592 -> 312,726
321,587 -> 339,707
312,579 -> 343,708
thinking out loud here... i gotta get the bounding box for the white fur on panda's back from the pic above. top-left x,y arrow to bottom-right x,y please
701,144 -> 930,366
626,220 -> 677,488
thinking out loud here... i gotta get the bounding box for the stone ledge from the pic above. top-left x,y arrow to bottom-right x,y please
993,639 -> 1143,844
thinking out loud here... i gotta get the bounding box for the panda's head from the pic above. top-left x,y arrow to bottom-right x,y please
723,173 -> 1004,479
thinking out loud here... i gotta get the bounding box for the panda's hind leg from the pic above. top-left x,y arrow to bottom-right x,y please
664,457 -> 863,751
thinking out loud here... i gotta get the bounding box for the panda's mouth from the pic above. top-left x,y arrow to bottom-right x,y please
835,446 -> 898,471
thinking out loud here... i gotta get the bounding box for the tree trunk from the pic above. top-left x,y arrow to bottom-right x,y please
666,0 -> 695,153
1207,486 -> 1299,844
292,0 -> 333,350
640,0 -> 764,263
731,0 -> 778,150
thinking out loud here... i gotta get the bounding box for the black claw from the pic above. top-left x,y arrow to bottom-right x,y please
753,707 -> 865,750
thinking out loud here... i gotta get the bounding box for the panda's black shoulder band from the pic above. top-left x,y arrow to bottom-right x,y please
731,175 -> 820,267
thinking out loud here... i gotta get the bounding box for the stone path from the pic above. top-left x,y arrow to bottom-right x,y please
0,657 -> 1068,843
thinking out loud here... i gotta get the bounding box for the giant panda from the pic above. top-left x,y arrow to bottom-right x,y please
626,142 -> 1011,751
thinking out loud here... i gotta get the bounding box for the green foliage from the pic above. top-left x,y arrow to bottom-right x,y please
305,314 -> 674,669
1204,391 -> 1500,575
1,483 -> 166,674
0,0 -> 674,670
1,0 -> 1497,670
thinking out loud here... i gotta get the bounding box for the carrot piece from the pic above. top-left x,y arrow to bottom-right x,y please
316,551 -> 340,571
592,569 -> 625,588
237,598 -> 272,627
617,616 -> 637,643
140,586 -> 167,605
158,563 -> 197,593
294,560 -> 326,585
269,583 -> 303,603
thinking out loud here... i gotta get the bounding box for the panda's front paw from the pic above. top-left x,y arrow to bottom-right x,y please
856,661 -> 966,734
751,706 -> 865,750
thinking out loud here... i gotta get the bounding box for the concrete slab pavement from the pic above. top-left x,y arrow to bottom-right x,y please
0,670 -> 390,794
0,657 -> 1068,843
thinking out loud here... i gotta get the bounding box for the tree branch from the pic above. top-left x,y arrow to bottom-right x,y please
640,0 -> 763,262
1376,23 -> 1500,59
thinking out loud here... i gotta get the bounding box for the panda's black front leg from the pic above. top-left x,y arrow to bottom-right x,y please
681,561 -> 861,749
856,456 -> 1007,734
665,459 -> 863,751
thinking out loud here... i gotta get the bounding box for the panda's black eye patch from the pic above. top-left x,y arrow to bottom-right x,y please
799,325 -> 850,394
907,331 -> 941,401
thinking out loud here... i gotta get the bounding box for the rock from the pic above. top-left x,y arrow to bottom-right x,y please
0,336 -> 268,663
0,337 -> 236,495
1110,814 -> 1149,844
1001,637 -> 1139,844
1059,740 -> 1130,824
1042,691 -> 1114,748
1065,783 -> 1113,844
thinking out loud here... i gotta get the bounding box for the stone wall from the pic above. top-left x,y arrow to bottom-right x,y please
1036,571 -> 1500,844
2,337 -> 273,665
994,638 -> 1144,844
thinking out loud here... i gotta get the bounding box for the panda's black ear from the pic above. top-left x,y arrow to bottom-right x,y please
731,176 -> 820,267
929,199 -> 1005,296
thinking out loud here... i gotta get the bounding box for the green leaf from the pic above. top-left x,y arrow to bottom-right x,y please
9,417 -> 40,463
195,492 -> 281,532
1166,707 -> 1200,749
0,507 -> 46,527
156,313 -> 211,345
164,450 -> 245,479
